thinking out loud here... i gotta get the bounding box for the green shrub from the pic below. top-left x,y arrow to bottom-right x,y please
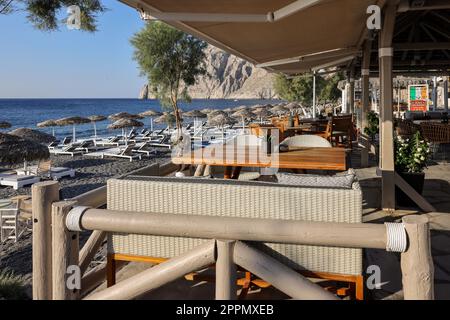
364,111 -> 379,140
0,269 -> 28,300
394,131 -> 431,173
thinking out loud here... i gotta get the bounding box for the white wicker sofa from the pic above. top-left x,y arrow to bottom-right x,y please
106,174 -> 364,298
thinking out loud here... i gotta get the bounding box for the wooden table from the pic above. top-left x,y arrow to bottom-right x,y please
172,145 -> 347,179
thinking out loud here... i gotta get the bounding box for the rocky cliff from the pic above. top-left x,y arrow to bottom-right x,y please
139,45 -> 276,100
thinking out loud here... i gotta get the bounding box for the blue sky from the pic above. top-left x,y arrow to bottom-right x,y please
0,0 -> 146,98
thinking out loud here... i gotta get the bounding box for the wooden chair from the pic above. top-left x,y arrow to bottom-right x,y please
0,198 -> 27,243
329,115 -> 354,148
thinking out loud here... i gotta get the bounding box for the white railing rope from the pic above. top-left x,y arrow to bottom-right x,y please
66,206 -> 91,232
385,222 -> 407,252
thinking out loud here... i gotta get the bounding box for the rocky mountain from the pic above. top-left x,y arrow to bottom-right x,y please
139,45 -> 276,100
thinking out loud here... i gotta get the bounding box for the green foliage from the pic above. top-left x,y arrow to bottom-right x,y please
395,131 -> 431,173
363,111 -> 379,140
273,72 -> 343,105
0,0 -> 105,32
131,22 -> 207,134
0,269 -> 28,300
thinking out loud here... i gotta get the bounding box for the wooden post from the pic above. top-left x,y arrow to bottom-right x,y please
379,2 -> 398,212
194,164 -> 205,177
444,78 -> 448,112
52,201 -> 79,300
360,40 -> 372,168
79,230 -> 106,275
401,215 -> 434,300
215,240 -> 237,300
32,181 -> 59,300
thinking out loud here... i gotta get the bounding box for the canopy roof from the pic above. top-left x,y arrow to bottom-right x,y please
123,0 -> 450,76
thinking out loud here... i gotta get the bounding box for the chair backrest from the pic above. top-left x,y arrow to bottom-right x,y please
420,122 -> 450,143
137,142 -> 148,151
281,135 -> 332,148
332,115 -> 353,132
62,137 -> 72,145
63,144 -> 76,152
110,136 -> 120,143
121,145 -> 135,156
38,160 -> 52,173
48,141 -> 59,148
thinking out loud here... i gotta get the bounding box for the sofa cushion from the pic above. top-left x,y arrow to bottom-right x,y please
276,170 -> 355,189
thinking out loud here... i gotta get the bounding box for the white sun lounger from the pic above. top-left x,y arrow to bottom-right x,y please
0,174 -> 40,190
50,144 -> 84,157
84,145 -> 141,162
132,142 -> 157,157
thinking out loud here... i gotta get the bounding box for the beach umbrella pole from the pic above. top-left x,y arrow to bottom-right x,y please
93,122 -> 97,138
73,125 -> 76,142
150,118 -> 153,132
52,127 -> 55,137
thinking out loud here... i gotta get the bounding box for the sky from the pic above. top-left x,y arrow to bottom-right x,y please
0,0 -> 146,98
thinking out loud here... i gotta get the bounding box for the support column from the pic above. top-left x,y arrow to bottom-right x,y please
444,78 -> 448,112
361,40 -> 372,168
312,71 -> 317,117
432,77 -> 438,111
379,2 -> 398,212
349,70 -> 355,115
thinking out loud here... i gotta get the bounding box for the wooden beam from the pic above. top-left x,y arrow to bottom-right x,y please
360,40 -> 372,168
79,230 -> 106,276
395,42 -> 450,51
233,241 -> 338,300
394,172 -> 436,213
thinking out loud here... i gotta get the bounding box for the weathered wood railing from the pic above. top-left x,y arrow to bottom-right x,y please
30,161 -> 446,300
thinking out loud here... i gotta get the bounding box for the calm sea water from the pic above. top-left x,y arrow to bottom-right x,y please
0,98 -> 280,139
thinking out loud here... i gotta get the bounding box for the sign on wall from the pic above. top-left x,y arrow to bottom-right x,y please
408,84 -> 429,112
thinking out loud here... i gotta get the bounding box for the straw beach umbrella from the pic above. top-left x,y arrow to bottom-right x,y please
200,108 -> 214,114
271,105 -> 288,117
0,132 -> 49,169
184,110 -> 206,119
208,109 -> 228,118
0,121 -> 12,130
88,115 -> 106,138
154,113 -> 176,129
55,116 -> 90,142
108,118 -> 143,145
253,108 -> 272,124
139,110 -> 162,131
9,128 -> 56,144
108,112 -> 143,121
232,109 -> 255,131
233,105 -> 249,111
207,114 -> 236,141
37,119 -> 57,136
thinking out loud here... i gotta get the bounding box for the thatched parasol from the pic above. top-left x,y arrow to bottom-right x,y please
37,119 -> 57,136
0,121 -> 12,129
231,109 -> 255,131
253,108 -> 273,123
233,105 -> 249,111
108,112 -> 143,121
108,118 -> 144,145
208,109 -> 228,118
138,110 -> 162,131
207,114 -> 236,140
88,115 -> 107,138
200,108 -> 214,114
55,116 -> 91,142
183,110 -> 207,118
271,105 -> 288,117
9,128 -> 56,144
154,113 -> 176,129
0,132 -> 49,166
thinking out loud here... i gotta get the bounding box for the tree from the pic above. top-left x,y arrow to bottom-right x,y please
274,71 -> 344,105
130,22 -> 207,140
319,72 -> 344,103
0,0 -> 105,32
274,73 -> 325,106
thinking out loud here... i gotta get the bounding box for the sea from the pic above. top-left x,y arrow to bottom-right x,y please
0,98 -> 281,140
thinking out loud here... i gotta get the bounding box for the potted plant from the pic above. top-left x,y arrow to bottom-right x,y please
363,111 -> 379,141
394,131 -> 431,206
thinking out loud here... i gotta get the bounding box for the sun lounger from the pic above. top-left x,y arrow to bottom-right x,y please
132,142 -> 156,157
50,144 -> 84,157
102,145 -> 142,162
95,136 -> 121,147
147,135 -> 172,149
24,160 -> 75,180
0,174 -> 40,190
74,140 -> 102,153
